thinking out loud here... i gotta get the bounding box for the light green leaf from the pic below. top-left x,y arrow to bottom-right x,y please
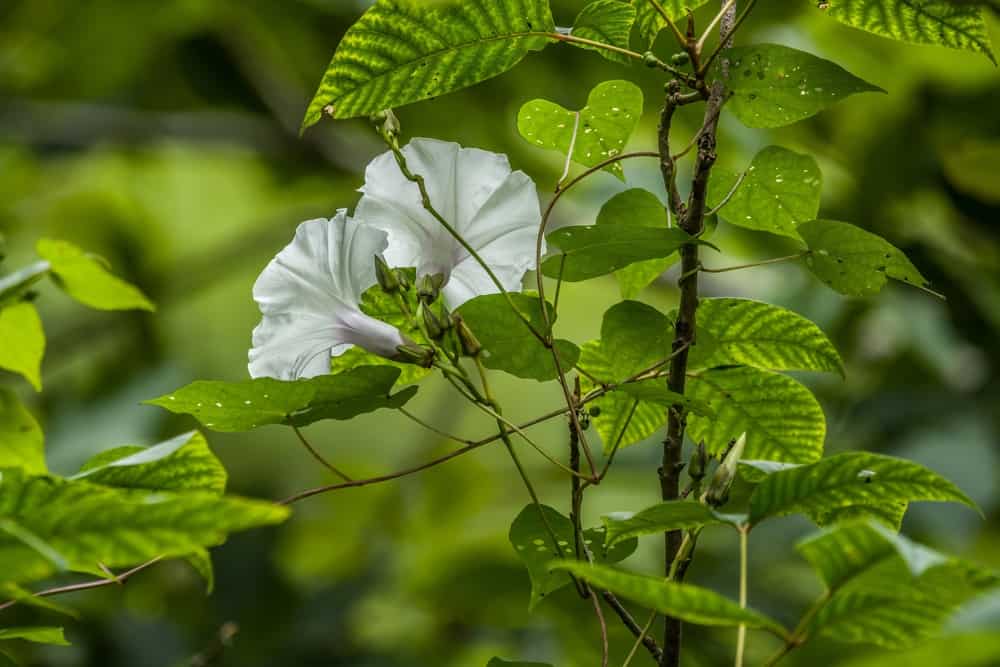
602,501 -> 742,549
146,366 -> 417,432
0,391 -> 46,475
708,146 -> 822,240
518,80 -> 643,181
73,432 -> 226,495
692,298 -> 843,375
738,459 -> 801,483
811,501 -> 908,530
0,627 -> 69,646
631,0 -> 712,49
186,548 -> 215,595
36,239 -> 154,312
457,293 -> 579,382
799,219 -> 931,297
571,0 -> 636,64
686,367 -> 826,463
509,504 -> 636,610
594,189 -> 677,299
748,452 -> 978,526
814,0 -> 996,64
0,303 -> 44,390
542,225 -> 699,281
487,659 -> 552,667
551,561 -> 789,636
721,44 -> 884,128
303,0 -> 555,127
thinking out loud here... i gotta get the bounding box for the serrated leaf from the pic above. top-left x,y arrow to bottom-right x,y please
692,298 -> 843,375
571,0 -> 636,64
594,189 -> 677,298
146,366 -> 417,432
551,561 -> 789,636
0,303 -> 44,391
721,44 -> 884,128
799,219 -> 930,296
602,501 -> 741,549
543,225 -> 698,281
686,367 -> 826,463
457,293 -> 578,382
73,432 -> 226,495
708,146 -> 822,240
303,0 -> 555,127
0,391 -> 46,475
0,627 -> 69,646
36,239 -> 154,312
748,452 -> 977,526
509,504 -> 636,610
814,0 -> 996,64
518,80 -> 642,181
631,0 -> 712,49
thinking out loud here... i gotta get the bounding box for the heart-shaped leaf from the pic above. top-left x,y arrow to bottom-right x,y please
570,0 -> 636,64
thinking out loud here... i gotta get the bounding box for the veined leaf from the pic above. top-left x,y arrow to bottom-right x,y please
693,298 -> 843,375
721,44 -> 884,128
303,0 -> 555,127
518,80 -> 643,181
631,0 -> 712,49
457,293 -> 579,382
36,239 -> 154,312
552,561 -> 789,636
813,0 -> 996,64
748,451 -> 977,525
603,501 -> 742,549
571,0 -> 636,64
146,366 -> 417,432
617,380 -> 713,416
542,225 -> 699,281
799,219 -> 931,296
0,390 -> 46,475
686,367 -> 826,463
0,627 -> 69,646
0,302 -> 44,390
707,146 -> 822,240
594,188 -> 677,298
509,504 -> 636,610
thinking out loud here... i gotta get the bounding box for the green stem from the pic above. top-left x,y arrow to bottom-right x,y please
699,253 -> 807,274
621,611 -> 658,667
735,525 -> 749,667
292,426 -> 352,482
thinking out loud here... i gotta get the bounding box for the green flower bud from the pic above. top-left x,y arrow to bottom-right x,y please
395,343 -> 436,368
642,51 -> 660,68
703,432 -> 746,508
670,52 -> 690,67
688,441 -> 708,482
374,255 -> 399,293
394,268 -> 412,292
417,273 -> 445,304
418,302 -> 446,340
453,315 -> 482,357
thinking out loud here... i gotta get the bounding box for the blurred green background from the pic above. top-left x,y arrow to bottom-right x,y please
1,1 -> 998,665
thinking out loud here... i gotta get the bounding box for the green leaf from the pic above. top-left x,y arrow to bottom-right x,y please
487,659 -> 552,667
631,0 -> 712,49
0,261 -> 50,308
186,548 -> 215,595
686,367 -> 826,463
0,303 -> 44,391
748,451 -> 978,526
0,469 -> 289,584
551,561 -> 789,636
692,298 -> 843,375
508,504 -> 636,610
570,0 -> 636,64
518,80 -> 643,181
542,225 -> 699,282
303,0 -> 555,127
146,366 -> 417,432
457,293 -> 579,382
721,44 -> 884,128
814,0 -> 996,64
0,627 -> 69,646
73,432 -> 226,495
799,220 -> 931,297
616,380 -> 714,416
35,239 -> 154,312
707,146 -> 822,240
594,188 -> 677,298
0,583 -> 78,618
602,501 -> 741,549
0,391 -> 46,475
811,501 -> 908,530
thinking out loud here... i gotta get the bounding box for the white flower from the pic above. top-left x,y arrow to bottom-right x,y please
355,138 -> 544,309
249,211 -> 408,380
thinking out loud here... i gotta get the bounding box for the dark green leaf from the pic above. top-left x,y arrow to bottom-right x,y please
0,391 -> 46,475
36,239 -> 154,312
543,225 -> 698,282
571,0 -> 636,64
0,303 -> 44,391
594,188 -> 677,298
602,501 -> 742,549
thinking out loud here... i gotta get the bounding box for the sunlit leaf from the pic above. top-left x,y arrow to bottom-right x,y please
542,226 -> 698,281
602,501 -> 742,549
0,627 -> 69,646
631,0 -> 711,49
36,239 -> 154,311
594,188 -> 677,298
571,0 -> 636,64
0,390 -> 46,475
0,302 -> 44,390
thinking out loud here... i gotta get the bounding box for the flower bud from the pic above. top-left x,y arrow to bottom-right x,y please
703,432 -> 746,508
418,302 -> 446,340
371,109 -> 401,146
374,255 -> 399,293
453,315 -> 482,357
417,273 -> 445,304
670,52 -> 690,67
688,441 -> 708,482
394,268 -> 412,292
395,343 -> 436,368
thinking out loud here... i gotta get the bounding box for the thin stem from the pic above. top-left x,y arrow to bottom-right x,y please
292,426 -> 352,482
705,168 -> 747,216
587,399 -> 639,487
549,33 -> 696,82
700,0 -> 757,75
592,593 -> 610,667
558,112 -> 582,187
622,611 -> 658,667
0,557 -> 164,613
647,0 -> 688,48
399,407 -> 476,445
700,253 -> 807,273
696,0 -> 738,54
735,525 -> 749,667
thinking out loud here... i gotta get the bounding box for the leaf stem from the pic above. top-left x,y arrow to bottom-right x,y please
622,611 -> 658,667
735,525 -> 749,667
699,253 -> 807,274
647,0 -> 688,48
292,425 -> 352,482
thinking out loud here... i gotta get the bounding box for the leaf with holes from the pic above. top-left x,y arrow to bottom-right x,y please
552,561 -> 789,635
0,303 -> 44,391
570,0 -> 636,64
603,501 -> 742,549
631,0 -> 712,49
720,44 -> 883,128
303,0 -> 555,127
595,188 -> 677,299
36,239 -> 154,312
0,391 -> 46,475
542,226 -> 700,281
692,298 -> 843,375
686,367 -> 826,463
457,293 -> 579,382
146,366 -> 417,432
813,0 -> 996,64
707,146 -> 822,240
748,451 -> 978,526
799,220 -> 931,296
509,504 -> 636,611
519,80 -> 643,181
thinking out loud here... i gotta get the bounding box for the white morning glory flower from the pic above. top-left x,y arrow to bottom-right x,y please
355,138 -> 544,309
249,211 -> 408,380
